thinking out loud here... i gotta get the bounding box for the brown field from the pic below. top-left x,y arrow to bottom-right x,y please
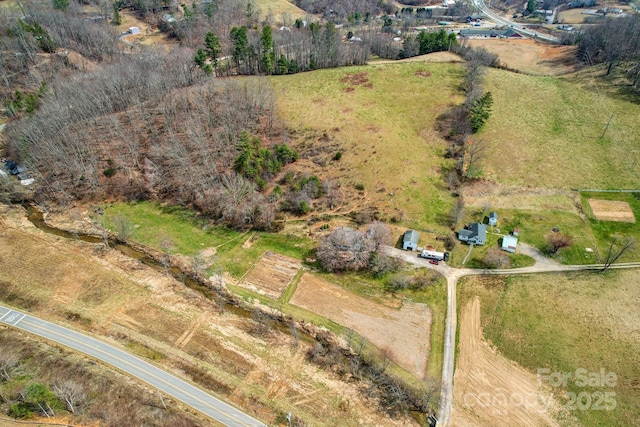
0,205 -> 415,427
556,8 -> 593,24
467,39 -> 578,76
588,198 -> 636,223
450,297 -> 568,427
238,251 -> 301,298
290,272 -> 432,379
461,181 -> 580,213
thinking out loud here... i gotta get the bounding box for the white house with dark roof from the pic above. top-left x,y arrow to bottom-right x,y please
458,223 -> 487,245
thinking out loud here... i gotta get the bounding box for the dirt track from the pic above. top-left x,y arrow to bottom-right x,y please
450,298 -> 563,427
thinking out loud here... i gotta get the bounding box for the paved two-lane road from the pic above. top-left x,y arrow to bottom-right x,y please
0,305 -> 265,427
470,0 -> 559,42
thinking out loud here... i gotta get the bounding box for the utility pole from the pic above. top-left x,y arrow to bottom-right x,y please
600,113 -> 614,139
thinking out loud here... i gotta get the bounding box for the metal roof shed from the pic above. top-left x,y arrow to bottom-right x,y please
403,230 -> 420,251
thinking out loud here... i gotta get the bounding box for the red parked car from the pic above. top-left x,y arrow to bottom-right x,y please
429,259 -> 439,265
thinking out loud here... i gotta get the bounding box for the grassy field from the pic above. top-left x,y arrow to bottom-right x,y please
471,68 -> 640,189
581,191 -> 640,262
458,271 -> 640,427
270,61 -> 464,233
255,0 -> 307,20
104,202 -> 242,256
103,201 -> 446,383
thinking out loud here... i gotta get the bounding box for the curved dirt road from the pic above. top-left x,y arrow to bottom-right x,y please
382,244 -> 640,427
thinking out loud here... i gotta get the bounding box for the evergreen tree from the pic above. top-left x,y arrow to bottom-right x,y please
204,31 -> 221,67
469,92 -> 494,133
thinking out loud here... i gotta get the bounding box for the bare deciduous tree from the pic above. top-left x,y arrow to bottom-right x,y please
365,221 -> 392,249
316,227 -> 375,272
112,214 -> 134,243
53,379 -> 86,414
546,232 -> 573,254
483,247 -> 511,269
600,235 -> 637,272
0,351 -> 19,381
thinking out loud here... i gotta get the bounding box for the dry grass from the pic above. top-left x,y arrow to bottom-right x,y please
0,205 -> 418,427
467,39 -> 578,76
478,67 -> 640,189
459,271 -> 640,427
271,62 -> 463,231
290,272 -> 433,379
588,199 -> 635,223
255,0 -> 307,21
237,251 -> 301,298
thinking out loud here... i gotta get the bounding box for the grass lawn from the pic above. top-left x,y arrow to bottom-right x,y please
103,202 -> 315,277
580,191 -> 640,262
449,208 -> 596,265
458,271 -> 640,427
103,201 -> 243,256
477,67 -> 640,189
450,231 -> 536,269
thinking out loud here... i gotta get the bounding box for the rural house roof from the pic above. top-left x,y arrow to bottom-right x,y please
458,223 -> 487,242
502,235 -> 518,252
459,28 -> 523,38
403,229 -> 419,245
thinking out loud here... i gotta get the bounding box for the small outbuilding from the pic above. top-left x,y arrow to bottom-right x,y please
403,229 -> 420,251
129,27 -> 140,35
489,212 -> 498,226
502,235 -> 518,253
458,223 -> 487,245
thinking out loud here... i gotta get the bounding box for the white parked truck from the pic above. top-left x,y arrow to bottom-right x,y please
419,250 -> 449,262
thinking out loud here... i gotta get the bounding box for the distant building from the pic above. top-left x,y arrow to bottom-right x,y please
403,230 -> 420,251
502,235 -> 518,253
458,223 -> 487,245
129,27 -> 140,35
459,28 -> 523,38
489,212 -> 498,226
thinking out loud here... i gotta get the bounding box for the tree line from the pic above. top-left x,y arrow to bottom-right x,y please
576,15 -> 640,89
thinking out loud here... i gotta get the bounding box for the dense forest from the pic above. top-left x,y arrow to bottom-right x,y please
2,0 -> 639,228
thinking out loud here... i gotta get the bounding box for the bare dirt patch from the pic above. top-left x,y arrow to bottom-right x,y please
588,199 -> 636,223
415,70 -> 432,78
237,251 -> 301,298
450,297 -> 565,427
341,71 -> 373,90
467,39 -> 578,76
0,204 -> 416,427
290,272 -> 431,379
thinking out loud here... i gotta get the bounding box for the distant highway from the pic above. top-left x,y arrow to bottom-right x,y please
0,305 -> 265,427
469,0 -> 559,42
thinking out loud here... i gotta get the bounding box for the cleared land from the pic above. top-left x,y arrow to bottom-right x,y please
290,272 -> 432,379
238,251 -> 301,298
467,39 -> 578,76
0,205 -> 415,427
271,62 -> 462,232
458,272 -> 640,427
450,297 -> 567,427
255,0 -> 307,20
588,198 -> 636,223
272,59 -> 640,230
479,67 -> 640,189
